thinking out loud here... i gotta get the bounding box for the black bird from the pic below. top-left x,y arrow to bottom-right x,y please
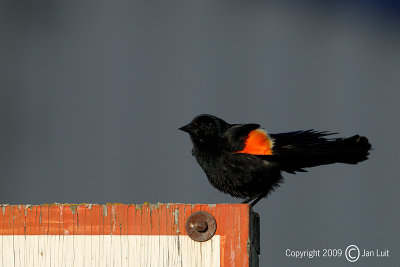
179,114 -> 371,207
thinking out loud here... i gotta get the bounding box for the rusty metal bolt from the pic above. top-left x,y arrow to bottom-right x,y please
185,211 -> 217,242
195,220 -> 208,232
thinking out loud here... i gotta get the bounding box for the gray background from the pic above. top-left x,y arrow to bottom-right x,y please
1,1 -> 399,266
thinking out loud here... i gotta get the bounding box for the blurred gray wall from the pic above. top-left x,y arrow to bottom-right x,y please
1,1 -> 399,266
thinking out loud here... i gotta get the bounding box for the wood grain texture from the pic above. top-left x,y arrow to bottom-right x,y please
0,204 -> 259,267
0,235 -> 221,267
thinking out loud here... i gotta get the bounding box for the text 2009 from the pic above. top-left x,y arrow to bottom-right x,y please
323,249 -> 342,257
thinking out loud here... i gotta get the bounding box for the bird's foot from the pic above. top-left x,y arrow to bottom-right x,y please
241,195 -> 258,204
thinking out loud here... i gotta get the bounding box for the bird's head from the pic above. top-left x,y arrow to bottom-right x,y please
179,114 -> 228,148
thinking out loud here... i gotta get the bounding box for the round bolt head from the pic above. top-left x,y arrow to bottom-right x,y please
195,221 -> 208,232
185,211 -> 217,242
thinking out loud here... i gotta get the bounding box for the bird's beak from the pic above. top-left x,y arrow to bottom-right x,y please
179,123 -> 192,133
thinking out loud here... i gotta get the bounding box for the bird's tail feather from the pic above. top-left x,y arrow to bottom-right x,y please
267,130 -> 371,173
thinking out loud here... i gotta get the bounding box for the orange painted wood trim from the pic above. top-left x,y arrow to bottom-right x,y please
0,203 -> 253,267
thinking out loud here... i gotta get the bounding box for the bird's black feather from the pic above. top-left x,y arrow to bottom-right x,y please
223,123 -> 260,151
262,130 -> 372,174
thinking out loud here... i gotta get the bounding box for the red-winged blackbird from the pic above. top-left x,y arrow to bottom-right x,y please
179,114 -> 371,207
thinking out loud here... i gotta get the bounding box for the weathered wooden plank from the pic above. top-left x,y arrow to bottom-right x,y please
0,203 -> 259,267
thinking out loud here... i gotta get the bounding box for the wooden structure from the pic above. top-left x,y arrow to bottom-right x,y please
0,203 -> 259,266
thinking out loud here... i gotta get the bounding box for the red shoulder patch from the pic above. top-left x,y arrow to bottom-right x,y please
234,129 -> 274,155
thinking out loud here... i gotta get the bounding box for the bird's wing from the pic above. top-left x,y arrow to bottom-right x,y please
258,130 -> 338,173
223,124 -> 274,155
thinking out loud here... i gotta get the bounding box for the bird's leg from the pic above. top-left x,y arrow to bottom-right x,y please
249,192 -> 269,207
241,195 -> 258,204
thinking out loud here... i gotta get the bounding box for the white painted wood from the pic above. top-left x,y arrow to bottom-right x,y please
0,235 -> 220,267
